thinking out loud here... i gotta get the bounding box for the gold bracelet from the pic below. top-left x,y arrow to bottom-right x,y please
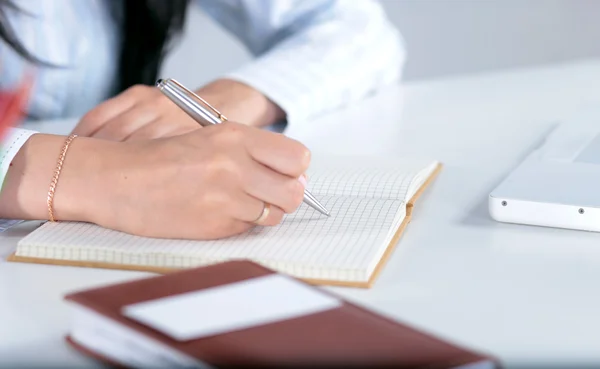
47,134 -> 78,222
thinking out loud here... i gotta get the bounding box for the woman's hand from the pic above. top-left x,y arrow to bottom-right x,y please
72,84 -> 200,141
2,122 -> 310,240
92,122 -> 309,239
71,79 -> 285,141
88,122 -> 309,239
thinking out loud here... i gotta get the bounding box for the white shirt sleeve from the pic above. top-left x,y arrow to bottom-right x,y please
0,128 -> 37,190
195,0 -> 405,127
0,128 -> 37,228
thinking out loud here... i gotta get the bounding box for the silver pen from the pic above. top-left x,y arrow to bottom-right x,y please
156,78 -> 331,217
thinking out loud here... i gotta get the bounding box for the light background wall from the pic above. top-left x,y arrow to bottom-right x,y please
162,0 -> 600,86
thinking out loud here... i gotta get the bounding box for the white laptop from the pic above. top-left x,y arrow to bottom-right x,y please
489,107 -> 600,232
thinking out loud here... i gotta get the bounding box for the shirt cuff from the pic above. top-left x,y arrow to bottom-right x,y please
0,128 -> 38,228
1,128 -> 38,188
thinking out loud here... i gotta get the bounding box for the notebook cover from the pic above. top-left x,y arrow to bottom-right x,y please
65,336 -> 128,369
64,259 -> 496,369
8,164 -> 442,288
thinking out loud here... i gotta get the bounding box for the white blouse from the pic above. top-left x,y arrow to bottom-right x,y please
0,0 -> 405,219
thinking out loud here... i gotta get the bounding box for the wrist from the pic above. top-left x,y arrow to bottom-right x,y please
51,136 -> 119,223
0,134 -> 118,222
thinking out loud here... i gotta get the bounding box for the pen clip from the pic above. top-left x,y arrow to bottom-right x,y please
195,95 -> 228,123
169,79 -> 227,123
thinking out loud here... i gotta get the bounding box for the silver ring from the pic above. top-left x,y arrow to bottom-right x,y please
253,202 -> 271,224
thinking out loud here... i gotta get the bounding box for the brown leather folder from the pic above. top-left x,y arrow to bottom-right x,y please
65,260 -> 499,368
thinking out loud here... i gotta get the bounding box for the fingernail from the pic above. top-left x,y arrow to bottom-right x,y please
298,174 -> 307,188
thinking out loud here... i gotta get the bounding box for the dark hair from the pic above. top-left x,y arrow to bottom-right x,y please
0,0 -> 189,94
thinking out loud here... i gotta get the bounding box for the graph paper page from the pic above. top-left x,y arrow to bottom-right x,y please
16,159 -> 439,281
306,157 -> 438,201
17,196 -> 405,280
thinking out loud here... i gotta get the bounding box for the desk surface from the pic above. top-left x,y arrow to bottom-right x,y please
3,60 -> 600,368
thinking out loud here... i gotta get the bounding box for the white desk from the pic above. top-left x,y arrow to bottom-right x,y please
3,60 -> 600,368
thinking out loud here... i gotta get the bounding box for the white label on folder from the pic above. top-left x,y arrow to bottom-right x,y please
122,274 -> 341,341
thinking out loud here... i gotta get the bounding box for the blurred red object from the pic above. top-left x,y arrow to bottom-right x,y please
0,76 -> 32,142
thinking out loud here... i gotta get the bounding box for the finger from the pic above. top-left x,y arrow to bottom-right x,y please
226,220 -> 256,236
199,219 -> 254,240
253,203 -> 285,227
232,192 -> 285,226
73,85 -> 151,136
243,159 -> 305,214
244,128 -> 311,179
74,97 -> 136,137
92,106 -> 159,141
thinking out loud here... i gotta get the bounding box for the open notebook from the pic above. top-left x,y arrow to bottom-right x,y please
9,158 -> 441,288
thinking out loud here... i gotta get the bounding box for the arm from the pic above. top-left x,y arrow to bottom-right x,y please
196,0 -> 405,127
0,124 -> 312,240
72,1 -> 403,140
0,129 -> 108,221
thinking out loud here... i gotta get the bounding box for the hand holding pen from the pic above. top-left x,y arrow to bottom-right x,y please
156,78 -> 331,218
79,112 -> 321,239
59,79 -> 326,240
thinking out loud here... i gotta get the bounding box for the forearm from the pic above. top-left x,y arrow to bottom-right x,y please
0,134 -> 110,222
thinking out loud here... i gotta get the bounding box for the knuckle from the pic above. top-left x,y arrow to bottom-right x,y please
212,123 -> 245,145
79,111 -> 94,125
126,84 -> 150,96
215,191 -> 233,209
298,145 -> 311,170
200,189 -> 229,210
287,140 -> 311,174
205,153 -> 238,182
284,180 -> 305,212
79,109 -> 103,128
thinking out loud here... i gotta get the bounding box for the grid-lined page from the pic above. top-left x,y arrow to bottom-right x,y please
17,196 -> 405,282
306,158 -> 438,200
